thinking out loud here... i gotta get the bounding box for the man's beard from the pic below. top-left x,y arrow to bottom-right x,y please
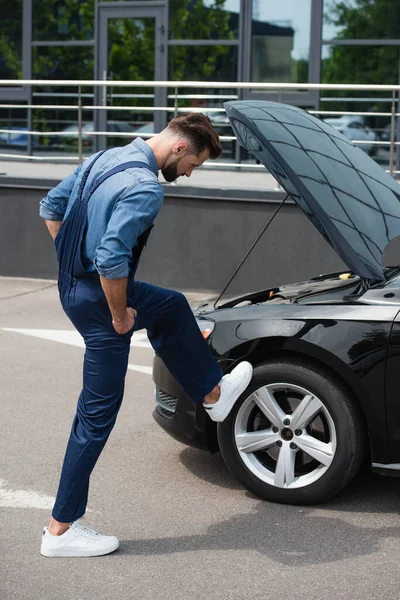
162,159 -> 180,182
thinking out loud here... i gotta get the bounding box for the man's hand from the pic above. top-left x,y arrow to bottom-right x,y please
44,219 -> 62,241
112,307 -> 137,335
99,276 -> 137,335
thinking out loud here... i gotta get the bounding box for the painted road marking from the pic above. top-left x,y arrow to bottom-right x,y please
0,479 -> 93,512
0,478 -> 55,510
3,328 -> 151,348
127,364 -> 152,375
2,328 -> 153,376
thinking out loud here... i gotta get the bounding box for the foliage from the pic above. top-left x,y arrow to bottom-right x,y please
322,0 -> 400,113
0,0 -> 23,78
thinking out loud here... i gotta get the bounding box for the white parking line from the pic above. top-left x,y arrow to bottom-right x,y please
2,328 -> 153,376
127,364 -> 152,375
0,478 -> 55,510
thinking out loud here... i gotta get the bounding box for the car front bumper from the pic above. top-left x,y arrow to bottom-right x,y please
152,354 -> 219,452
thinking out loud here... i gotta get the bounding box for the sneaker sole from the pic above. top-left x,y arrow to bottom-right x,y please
40,540 -> 119,558
208,363 -> 253,422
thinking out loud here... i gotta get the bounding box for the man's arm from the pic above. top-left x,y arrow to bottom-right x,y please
94,180 -> 163,281
44,219 -> 62,241
100,276 -> 137,335
94,180 -> 164,334
39,164 -> 82,236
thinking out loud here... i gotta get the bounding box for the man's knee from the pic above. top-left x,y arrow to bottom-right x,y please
77,393 -> 122,434
169,290 -> 190,311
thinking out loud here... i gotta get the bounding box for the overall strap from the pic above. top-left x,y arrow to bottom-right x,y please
72,160 -> 153,281
84,161 -> 151,203
76,149 -> 107,203
56,149 -> 107,287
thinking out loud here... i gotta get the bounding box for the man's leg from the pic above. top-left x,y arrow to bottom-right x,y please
131,282 -> 223,402
130,281 -> 252,420
51,332 -> 131,527
41,329 -> 130,556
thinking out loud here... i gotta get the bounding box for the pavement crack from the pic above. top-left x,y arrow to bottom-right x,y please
0,282 -> 57,302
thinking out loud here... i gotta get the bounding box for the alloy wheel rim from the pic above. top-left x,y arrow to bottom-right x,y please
234,383 -> 337,489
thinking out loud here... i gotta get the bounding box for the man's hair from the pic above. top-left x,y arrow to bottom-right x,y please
167,113 -> 222,159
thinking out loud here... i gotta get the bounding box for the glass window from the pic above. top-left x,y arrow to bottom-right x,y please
251,0 -> 311,83
33,0 -> 94,41
169,45 -> 237,82
320,44 -> 400,151
32,47 -> 94,155
0,103 -> 28,154
169,0 -> 239,40
322,44 -> 400,85
0,0 -> 22,79
168,45 -> 238,161
33,46 -> 94,80
323,0 -> 400,40
105,16 -> 157,149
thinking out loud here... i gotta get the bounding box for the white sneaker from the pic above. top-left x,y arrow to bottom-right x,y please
203,361 -> 253,422
40,521 -> 120,557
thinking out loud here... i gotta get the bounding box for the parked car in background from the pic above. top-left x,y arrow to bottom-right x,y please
0,126 -> 38,148
380,122 -> 398,145
59,120 -> 137,148
153,100 -> 400,506
132,121 -> 155,137
323,115 -> 377,155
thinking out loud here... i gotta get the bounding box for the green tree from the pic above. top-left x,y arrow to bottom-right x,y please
0,0 -> 237,141
33,0 -> 94,42
168,0 -> 235,82
322,0 -> 400,112
0,0 -> 23,78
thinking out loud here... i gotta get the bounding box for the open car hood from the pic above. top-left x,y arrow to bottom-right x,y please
225,100 -> 400,281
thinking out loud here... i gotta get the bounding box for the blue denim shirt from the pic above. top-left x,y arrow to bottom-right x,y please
39,138 -> 163,279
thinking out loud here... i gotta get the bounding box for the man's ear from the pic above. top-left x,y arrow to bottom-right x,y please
173,140 -> 188,156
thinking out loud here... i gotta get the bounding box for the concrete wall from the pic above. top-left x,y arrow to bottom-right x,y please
0,178 -> 380,296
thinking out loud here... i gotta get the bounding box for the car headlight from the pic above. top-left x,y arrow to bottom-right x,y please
196,318 -> 215,340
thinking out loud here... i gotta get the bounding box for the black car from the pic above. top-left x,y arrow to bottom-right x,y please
153,100 -> 400,505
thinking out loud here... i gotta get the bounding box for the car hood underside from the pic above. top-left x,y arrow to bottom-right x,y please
224,100 -> 400,282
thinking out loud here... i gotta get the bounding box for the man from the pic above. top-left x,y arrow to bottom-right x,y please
39,113 -> 253,557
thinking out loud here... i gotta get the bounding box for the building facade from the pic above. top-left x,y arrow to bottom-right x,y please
0,0 -> 399,157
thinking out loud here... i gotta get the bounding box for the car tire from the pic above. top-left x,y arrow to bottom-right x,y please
217,359 -> 366,505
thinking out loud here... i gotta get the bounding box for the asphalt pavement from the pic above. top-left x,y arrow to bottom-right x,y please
2,276 -> 400,600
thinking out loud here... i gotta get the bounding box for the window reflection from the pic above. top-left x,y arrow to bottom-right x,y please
169,45 -> 238,160
32,47 -> 94,155
33,0 -> 94,41
33,46 -> 93,80
251,0 -> 311,83
169,0 -> 239,40
322,45 -> 400,85
0,103 -> 28,155
323,0 -> 400,40
169,45 -> 237,82
0,0 -> 22,78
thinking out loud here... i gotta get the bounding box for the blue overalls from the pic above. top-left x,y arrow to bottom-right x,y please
52,152 -> 222,523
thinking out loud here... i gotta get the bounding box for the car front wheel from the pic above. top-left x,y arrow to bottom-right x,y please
217,360 -> 366,505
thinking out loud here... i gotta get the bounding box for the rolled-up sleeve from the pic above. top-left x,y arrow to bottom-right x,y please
39,165 -> 82,220
94,180 -> 163,280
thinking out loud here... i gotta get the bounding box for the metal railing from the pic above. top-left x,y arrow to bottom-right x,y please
0,80 -> 399,176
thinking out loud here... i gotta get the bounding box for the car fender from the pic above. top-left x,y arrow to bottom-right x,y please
210,316 -> 391,463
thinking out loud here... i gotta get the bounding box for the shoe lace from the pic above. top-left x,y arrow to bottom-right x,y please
71,522 -> 100,538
